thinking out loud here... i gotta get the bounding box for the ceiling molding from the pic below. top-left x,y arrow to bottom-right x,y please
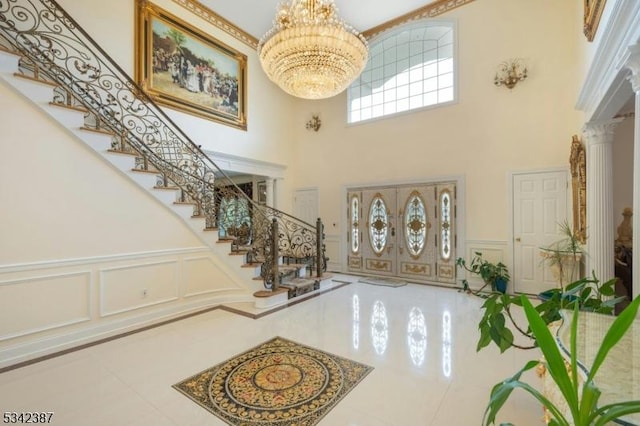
173,0 -> 476,50
362,0 -> 476,40
169,0 -> 259,49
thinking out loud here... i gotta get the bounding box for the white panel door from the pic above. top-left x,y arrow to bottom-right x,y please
513,171 -> 568,294
293,188 -> 319,226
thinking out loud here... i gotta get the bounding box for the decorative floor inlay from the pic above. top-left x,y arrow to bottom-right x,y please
358,277 -> 407,287
173,337 -> 373,425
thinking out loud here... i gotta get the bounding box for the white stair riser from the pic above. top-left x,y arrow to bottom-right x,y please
72,129 -> 113,151
103,152 -> 136,172
46,105 -> 86,129
126,171 -> 158,189
149,188 -> 179,205
0,51 -> 21,73
2,74 -> 55,103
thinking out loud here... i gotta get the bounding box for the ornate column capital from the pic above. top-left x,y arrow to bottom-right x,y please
626,44 -> 640,93
582,118 -> 624,146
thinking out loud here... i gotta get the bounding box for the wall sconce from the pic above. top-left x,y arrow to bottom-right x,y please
306,114 -> 321,132
494,59 -> 528,89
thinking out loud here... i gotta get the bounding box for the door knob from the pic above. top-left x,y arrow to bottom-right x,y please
515,237 -> 521,242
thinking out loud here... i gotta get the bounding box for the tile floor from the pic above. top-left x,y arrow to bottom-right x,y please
0,275 -> 545,425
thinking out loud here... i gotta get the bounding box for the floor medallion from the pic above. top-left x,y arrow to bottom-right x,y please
173,336 -> 373,425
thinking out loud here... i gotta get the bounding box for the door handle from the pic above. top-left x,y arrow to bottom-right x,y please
515,237 -> 521,242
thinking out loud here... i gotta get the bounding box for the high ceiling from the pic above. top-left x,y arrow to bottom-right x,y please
198,0 -> 437,40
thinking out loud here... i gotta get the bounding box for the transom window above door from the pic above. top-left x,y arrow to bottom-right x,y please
347,21 -> 456,124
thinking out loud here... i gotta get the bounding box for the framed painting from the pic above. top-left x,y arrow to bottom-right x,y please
136,1 -> 247,130
583,0 -> 607,42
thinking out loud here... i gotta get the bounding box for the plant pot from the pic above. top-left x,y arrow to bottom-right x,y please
494,277 -> 508,294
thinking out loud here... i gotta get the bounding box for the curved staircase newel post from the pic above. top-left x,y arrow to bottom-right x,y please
316,217 -> 323,278
271,218 -> 279,290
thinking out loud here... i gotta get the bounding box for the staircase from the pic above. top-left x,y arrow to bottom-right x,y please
0,0 -> 331,311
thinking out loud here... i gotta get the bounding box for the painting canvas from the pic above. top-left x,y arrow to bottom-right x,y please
136,2 -> 247,129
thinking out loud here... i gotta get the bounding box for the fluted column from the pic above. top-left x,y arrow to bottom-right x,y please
627,44 -> 640,300
265,178 -> 275,208
583,120 -> 621,282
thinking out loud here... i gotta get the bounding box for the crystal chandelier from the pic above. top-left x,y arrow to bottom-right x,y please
258,0 -> 369,100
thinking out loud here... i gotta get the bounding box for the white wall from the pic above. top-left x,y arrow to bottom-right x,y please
290,0 -> 585,272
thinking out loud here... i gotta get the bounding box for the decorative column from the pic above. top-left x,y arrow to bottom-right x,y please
583,120 -> 622,283
626,44 -> 640,300
265,178 -> 275,208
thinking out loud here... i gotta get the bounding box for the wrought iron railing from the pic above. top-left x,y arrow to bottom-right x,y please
0,0 -> 326,287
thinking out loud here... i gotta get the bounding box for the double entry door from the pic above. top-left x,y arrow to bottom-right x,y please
347,183 -> 457,285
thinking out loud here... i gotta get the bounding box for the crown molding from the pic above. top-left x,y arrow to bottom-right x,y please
169,0 -> 259,49
362,0 -> 476,40
203,150 -> 287,179
576,0 -> 640,120
173,0 -> 477,50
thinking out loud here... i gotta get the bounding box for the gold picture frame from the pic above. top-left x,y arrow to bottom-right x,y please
569,135 -> 587,244
584,0 -> 607,42
136,1 -> 247,130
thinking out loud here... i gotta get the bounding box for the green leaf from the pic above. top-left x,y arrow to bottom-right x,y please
477,324 -> 492,351
483,370 -> 570,426
482,360 -> 539,425
592,400 -> 640,425
578,381 -> 601,421
498,327 -> 514,353
520,296 -> 579,414
588,295 -> 640,381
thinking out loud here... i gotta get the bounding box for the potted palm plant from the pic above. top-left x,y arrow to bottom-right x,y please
456,252 -> 510,294
539,220 -> 584,299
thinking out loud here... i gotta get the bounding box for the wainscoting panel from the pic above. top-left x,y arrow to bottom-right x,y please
461,240 -> 510,290
183,255 -> 242,297
0,247 -> 252,369
99,260 -> 179,317
324,234 -> 341,272
0,271 -> 91,341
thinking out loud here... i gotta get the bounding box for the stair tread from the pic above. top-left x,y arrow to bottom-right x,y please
283,277 -> 317,286
49,101 -> 88,113
253,288 -> 289,298
81,126 -> 115,136
131,168 -> 160,174
13,72 -> 57,87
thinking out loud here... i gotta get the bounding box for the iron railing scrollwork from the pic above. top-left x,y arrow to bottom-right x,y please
0,0 -> 326,287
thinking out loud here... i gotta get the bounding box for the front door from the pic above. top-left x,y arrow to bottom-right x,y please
347,182 -> 457,285
512,170 -> 568,294
360,188 -> 397,276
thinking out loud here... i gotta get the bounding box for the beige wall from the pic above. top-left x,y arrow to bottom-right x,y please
0,83 -> 204,264
290,0 -> 585,259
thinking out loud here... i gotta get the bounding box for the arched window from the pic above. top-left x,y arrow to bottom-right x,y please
348,21 -> 456,123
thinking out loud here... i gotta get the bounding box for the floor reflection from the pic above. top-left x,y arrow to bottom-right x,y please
371,300 -> 389,355
407,307 -> 427,367
352,294 -> 359,350
442,310 -> 452,378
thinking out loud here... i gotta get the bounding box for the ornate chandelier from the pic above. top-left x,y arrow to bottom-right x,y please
258,0 -> 369,100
